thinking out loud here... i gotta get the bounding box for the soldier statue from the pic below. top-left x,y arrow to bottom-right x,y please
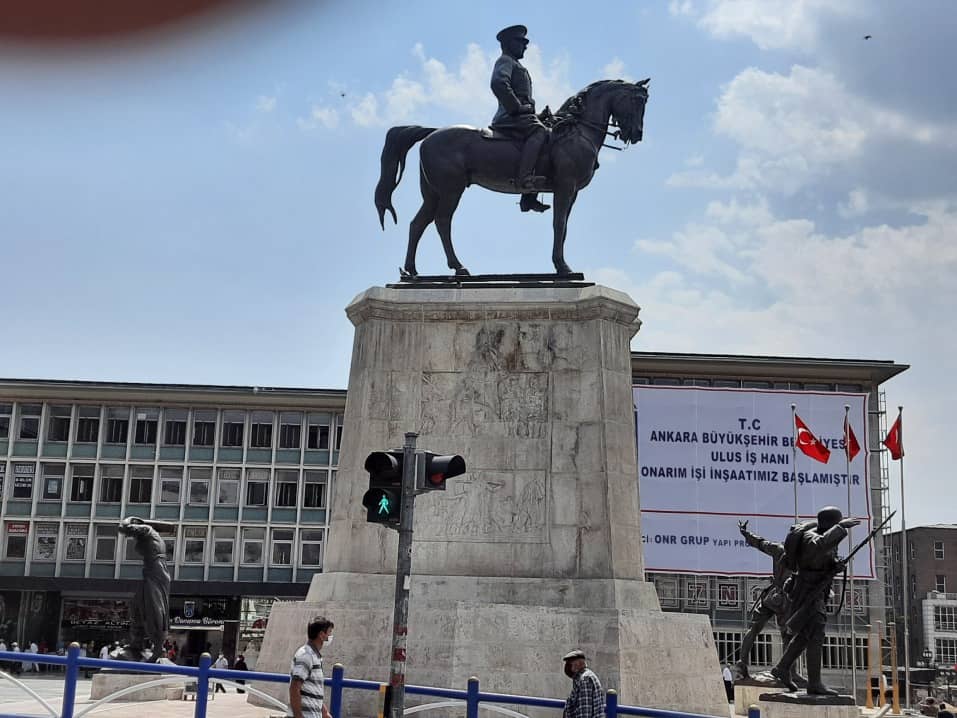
734,520 -> 805,687
765,507 -> 860,695
117,516 -> 171,662
490,24 -> 551,213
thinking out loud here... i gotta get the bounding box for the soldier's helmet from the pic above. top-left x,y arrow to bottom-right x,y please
817,506 -> 843,530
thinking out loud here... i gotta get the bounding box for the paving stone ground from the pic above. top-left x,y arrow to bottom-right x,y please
0,674 -> 280,718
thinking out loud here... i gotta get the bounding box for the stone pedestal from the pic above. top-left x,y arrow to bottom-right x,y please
90,671 -> 186,701
255,285 -> 727,716
759,693 -> 856,718
735,684 -> 787,714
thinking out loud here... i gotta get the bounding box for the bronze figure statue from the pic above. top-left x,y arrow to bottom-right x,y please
734,520 -> 806,687
765,507 -> 860,695
117,516 -> 171,662
374,25 -> 649,278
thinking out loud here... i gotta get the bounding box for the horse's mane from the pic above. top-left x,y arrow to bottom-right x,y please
556,79 -> 632,117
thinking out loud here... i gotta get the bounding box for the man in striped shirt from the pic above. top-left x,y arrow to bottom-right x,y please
288,616 -> 334,718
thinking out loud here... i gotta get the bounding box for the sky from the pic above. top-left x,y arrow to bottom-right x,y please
1,1 -> 954,528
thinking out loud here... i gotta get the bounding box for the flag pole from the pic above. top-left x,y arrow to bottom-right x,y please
897,406 -> 910,708
845,404 -> 858,700
790,403 -> 798,522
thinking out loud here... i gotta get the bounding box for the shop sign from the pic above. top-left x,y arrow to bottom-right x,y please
6,522 -> 29,535
62,599 -> 130,628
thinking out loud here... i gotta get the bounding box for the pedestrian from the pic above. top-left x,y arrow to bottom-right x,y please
234,653 -> 248,693
11,642 -> 22,675
723,664 -> 735,702
288,616 -> 333,718
79,643 -> 91,679
562,650 -> 603,718
0,638 -> 6,673
28,641 -> 39,672
213,652 -> 229,693
100,643 -> 110,660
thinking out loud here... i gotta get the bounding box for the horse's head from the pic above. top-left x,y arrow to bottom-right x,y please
610,78 -> 649,144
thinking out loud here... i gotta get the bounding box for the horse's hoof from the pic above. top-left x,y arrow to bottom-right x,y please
454,267 -> 471,277
554,262 -> 574,276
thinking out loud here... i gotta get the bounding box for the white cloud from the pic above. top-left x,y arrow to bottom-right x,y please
344,42 -> 575,128
297,104 -> 339,131
668,0 -> 696,17
694,0 -> 861,51
838,188 -> 869,218
256,95 -> 277,113
602,58 -> 633,82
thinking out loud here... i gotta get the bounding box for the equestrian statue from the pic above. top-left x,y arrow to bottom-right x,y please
374,24 -> 649,277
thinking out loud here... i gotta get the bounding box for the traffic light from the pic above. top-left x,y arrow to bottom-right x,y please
362,450 -> 403,524
415,452 -> 466,492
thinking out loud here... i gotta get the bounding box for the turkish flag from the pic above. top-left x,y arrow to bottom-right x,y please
844,417 -> 861,462
795,414 -> 831,463
884,416 -> 904,460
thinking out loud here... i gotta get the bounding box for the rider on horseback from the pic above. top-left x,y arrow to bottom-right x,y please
490,24 -> 551,213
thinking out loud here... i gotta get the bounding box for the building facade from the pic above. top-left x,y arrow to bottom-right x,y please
0,379 -> 345,665
632,352 -> 907,689
0,351 -> 907,682
886,525 -> 957,667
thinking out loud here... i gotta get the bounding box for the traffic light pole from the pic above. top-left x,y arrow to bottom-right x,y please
388,431 -> 418,718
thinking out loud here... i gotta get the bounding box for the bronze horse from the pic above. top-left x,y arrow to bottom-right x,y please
375,78 -> 649,277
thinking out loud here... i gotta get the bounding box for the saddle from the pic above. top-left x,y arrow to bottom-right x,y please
477,127 -> 554,190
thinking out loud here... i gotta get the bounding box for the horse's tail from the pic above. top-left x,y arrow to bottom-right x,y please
375,125 -> 436,229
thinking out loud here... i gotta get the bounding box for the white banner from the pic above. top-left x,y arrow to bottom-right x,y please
635,386 -> 874,578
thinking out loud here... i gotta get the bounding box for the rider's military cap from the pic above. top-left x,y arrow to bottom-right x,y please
496,25 -> 528,43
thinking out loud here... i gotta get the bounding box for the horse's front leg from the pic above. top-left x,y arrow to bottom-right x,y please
434,187 -> 470,276
551,183 -> 579,275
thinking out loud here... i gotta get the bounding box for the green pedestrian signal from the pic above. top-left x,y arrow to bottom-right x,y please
362,450 -> 404,525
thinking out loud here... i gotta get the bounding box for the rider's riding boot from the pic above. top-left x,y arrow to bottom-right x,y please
805,641 -> 838,696
515,127 -> 547,191
520,193 -> 550,212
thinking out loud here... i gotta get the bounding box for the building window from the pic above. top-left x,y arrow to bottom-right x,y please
94,524 -> 117,562
334,417 -> 344,450
70,465 -> 95,501
245,469 -> 268,506
123,534 -> 140,562
4,522 -> 29,559
64,524 -> 87,561
128,466 -> 153,504
41,463 -> 65,501
100,465 -> 124,503
271,529 -> 294,565
13,463 -> 35,500
163,409 -> 187,446
0,403 -> 11,439
935,606 -> 957,631
303,470 -> 327,508
182,527 -> 207,563
822,635 -> 867,669
306,415 -> 329,450
937,639 -> 957,666
188,468 -> 211,505
274,469 -> 298,507
216,468 -> 240,505
221,410 -> 245,447
18,404 -> 41,440
106,408 -> 129,444
34,523 -> 58,561
162,535 -> 175,562
279,412 -> 302,449
212,526 -> 235,564
192,410 -> 216,447
936,541 -> 946,560
134,409 -> 159,445
249,411 -> 273,449
75,407 -> 100,443
299,529 -> 324,567
0,464 -> 5,497
159,467 -> 182,504
714,631 -> 743,664
241,527 -> 265,565
937,575 -> 947,593
47,405 -> 71,443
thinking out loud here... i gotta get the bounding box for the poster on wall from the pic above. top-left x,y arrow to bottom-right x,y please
635,386 -> 873,578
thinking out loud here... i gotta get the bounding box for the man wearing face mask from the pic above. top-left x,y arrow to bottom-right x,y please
288,616 -> 334,718
562,650 -> 604,718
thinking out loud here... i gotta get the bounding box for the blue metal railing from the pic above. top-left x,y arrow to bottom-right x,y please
0,645 -> 725,718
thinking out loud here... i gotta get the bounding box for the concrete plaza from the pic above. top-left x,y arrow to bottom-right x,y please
0,674 -> 277,718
